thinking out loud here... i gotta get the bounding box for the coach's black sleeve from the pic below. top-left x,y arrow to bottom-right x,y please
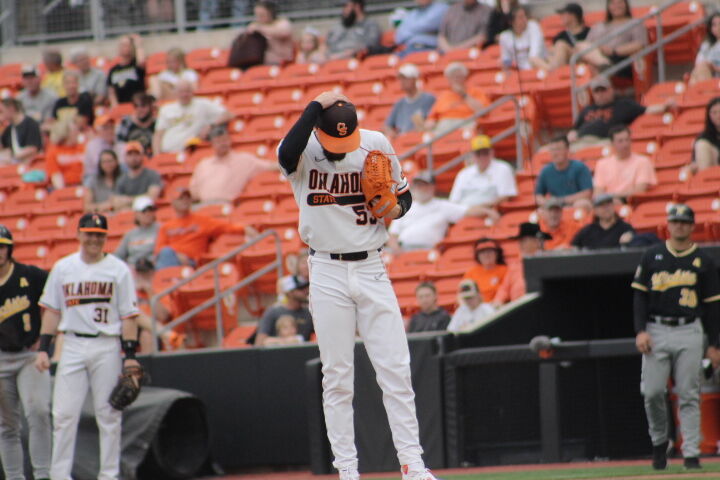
700,258 -> 720,347
278,101 -> 323,174
633,289 -> 649,334
396,189 -> 412,219
704,301 -> 720,347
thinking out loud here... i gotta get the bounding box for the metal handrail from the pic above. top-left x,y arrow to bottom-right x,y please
149,229 -> 284,353
569,0 -> 686,119
398,95 -> 525,171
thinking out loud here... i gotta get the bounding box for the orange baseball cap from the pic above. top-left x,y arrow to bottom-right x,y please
315,100 -> 361,154
124,141 -> 144,153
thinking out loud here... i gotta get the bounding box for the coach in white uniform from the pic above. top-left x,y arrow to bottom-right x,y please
35,213 -> 140,480
278,92 -> 438,480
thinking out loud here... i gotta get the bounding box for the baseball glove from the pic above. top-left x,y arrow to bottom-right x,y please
108,365 -> 147,411
361,150 -> 397,218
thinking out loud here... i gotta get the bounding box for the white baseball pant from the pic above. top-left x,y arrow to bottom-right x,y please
51,334 -> 122,480
308,250 -> 424,470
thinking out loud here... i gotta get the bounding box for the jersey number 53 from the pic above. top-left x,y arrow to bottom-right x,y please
353,205 -> 377,226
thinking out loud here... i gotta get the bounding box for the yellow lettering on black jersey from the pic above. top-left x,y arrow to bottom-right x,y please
650,269 -> 697,291
0,296 -> 31,323
19,277 -> 28,288
693,257 -> 702,268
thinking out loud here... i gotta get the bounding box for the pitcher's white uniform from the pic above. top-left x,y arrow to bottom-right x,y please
281,128 -> 426,471
39,252 -> 139,480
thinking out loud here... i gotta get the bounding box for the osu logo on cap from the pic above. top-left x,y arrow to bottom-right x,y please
92,215 -> 101,225
337,122 -> 348,136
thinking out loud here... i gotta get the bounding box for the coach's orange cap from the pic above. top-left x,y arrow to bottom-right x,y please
78,213 -> 108,233
315,100 -> 361,154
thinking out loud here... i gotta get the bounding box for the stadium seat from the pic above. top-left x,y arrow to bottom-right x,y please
263,86 -> 305,113
641,81 -> 686,106
237,232 -> 297,295
387,249 -> 439,281
186,47 -> 229,72
628,200 -> 674,235
646,0 -> 705,64
16,214 -> 76,243
242,64 -> 281,84
3,189 -> 47,216
232,198 -> 275,227
490,209 -> 538,239
107,210 -> 137,236
666,107 -> 705,139
441,217 -> 492,248
345,81 -> 390,107
0,63 -> 22,89
260,196 -> 299,230
12,243 -> 51,269
197,67 -> 243,95
277,63 -> 321,84
654,137 -> 693,170
38,186 -> 85,215
356,54 -> 400,82
630,112 -> 675,142
201,233 -> 246,264
318,58 -> 361,82
145,51 -> 167,76
0,165 -> 25,193
679,79 -> 720,110
428,245 -> 475,280
536,65 -> 592,129
222,325 -> 256,348
146,151 -> 196,178
237,170 -> 292,203
226,90 -> 265,116
540,14 -> 564,41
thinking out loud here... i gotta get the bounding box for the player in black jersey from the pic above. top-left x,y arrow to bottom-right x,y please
632,205 -> 720,471
0,225 -> 51,480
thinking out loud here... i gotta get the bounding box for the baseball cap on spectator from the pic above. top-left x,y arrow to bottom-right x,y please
135,257 -> 155,273
474,238 -> 498,252
78,213 -> 108,233
513,222 -> 552,240
21,65 -> 39,77
398,63 -> 420,79
556,3 -> 583,21
667,204 -> 695,223
316,100 -> 361,154
471,134 -> 492,151
94,115 -> 115,129
132,196 -> 156,212
593,193 -> 614,207
280,275 -> 310,293
184,137 -> 202,149
412,170 -> 435,184
458,279 -> 479,299
590,76 -> 612,91
208,124 -> 229,140
125,141 -> 144,154
543,197 -> 564,209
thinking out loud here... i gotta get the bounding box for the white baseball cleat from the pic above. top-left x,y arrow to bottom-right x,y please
338,466 -> 360,480
401,466 -> 440,480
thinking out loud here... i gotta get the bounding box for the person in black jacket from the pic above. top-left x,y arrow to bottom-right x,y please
408,282 -> 451,332
572,193 -> 635,249
0,225 -> 51,480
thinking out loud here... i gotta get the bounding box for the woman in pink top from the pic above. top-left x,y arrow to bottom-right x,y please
246,1 -> 294,66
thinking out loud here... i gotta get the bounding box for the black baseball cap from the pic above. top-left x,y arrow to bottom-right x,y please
556,3 -> 583,21
667,204 -> 695,223
0,225 -> 12,246
78,213 -> 109,234
513,222 -> 553,240
316,100 -> 361,154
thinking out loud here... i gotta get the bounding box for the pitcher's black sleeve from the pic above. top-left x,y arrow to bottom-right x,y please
396,190 -> 412,218
278,101 -> 323,174
633,289 -> 649,334
703,301 -> 720,347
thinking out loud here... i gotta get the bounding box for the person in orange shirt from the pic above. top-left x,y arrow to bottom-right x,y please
463,238 -> 508,302
46,118 -> 86,189
537,197 -> 581,250
493,222 -> 550,305
424,61 -> 490,134
154,187 -> 256,269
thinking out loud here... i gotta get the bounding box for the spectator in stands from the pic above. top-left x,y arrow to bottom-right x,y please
535,135 -> 593,208
463,238 -> 508,303
326,0 -> 381,60
41,49 -> 65,97
438,0 -> 491,53
189,124 -> 277,204
407,282 -> 451,333
115,196 -> 159,265
107,34 -> 147,107
538,198 -> 580,250
577,0 -> 647,80
548,3 -> 591,69
246,1 -> 294,66
424,62 -> 490,134
153,80 -> 233,153
689,14 -> 720,84
395,0 -> 449,57
0,98 -> 42,165
685,97 -> 720,173
154,187 -> 250,269
295,27 -> 327,64
17,65 -> 57,123
255,275 -> 312,346
449,134 -> 517,209
494,222 -> 549,305
572,193 -> 635,249
447,279 -> 495,332
84,115 -> 123,184
149,48 -> 199,102
52,70 -> 95,126
484,0 -> 517,47
593,125 -> 657,200
112,141 -> 163,210
46,119 -> 86,189
384,64 -> 435,138
499,6 -> 550,71
69,47 -> 107,105
567,76 -> 671,148
132,257 -> 182,352
116,92 -> 157,155
387,170 -> 495,252
84,149 -> 122,213
263,316 -> 306,346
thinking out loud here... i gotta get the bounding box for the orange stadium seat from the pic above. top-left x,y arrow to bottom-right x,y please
0,164 -> 25,193
197,67 -> 243,95
226,90 -> 264,116
39,186 -> 85,215
641,81 -> 686,106
357,54 -> 400,82
630,112 -> 675,142
490,210 -> 538,239
17,214 -> 76,243
0,214 -> 28,234
0,63 -> 23,89
278,62 -> 321,83
237,232 -> 299,294
194,203 -> 233,221
679,79 -> 720,110
242,114 -> 287,142
12,243 -> 51,269
666,108 -> 705,139
536,65 -> 592,129
264,86 -> 305,112
50,239 -> 79,262
222,325 -> 256,348
261,196 -> 299,230
655,137 -> 694,170
302,83 -> 344,103
646,1 -> 705,64
145,51 -> 167,76
146,151 -> 196,178
3,189 -> 47,216
201,233 -> 246,264
232,198 -> 275,227
186,47 -> 228,72
387,249 -> 439,281
540,14 -> 564,41
107,210 -> 136,236
345,81 -> 390,107
428,245 -> 475,279
242,64 -> 281,84
400,50 -> 441,70
628,200 -> 673,236
318,58 -> 361,81
237,170 -> 292,203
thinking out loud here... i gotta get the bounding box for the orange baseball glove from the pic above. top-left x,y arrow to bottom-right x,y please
361,150 -> 397,218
